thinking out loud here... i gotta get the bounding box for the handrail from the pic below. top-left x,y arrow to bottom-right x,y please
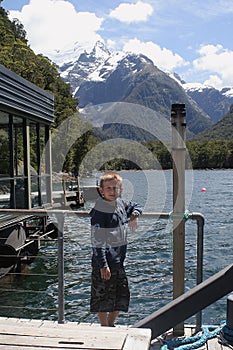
134,263 -> 233,339
0,208 -> 204,328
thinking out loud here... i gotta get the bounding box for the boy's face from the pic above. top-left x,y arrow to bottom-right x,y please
99,179 -> 122,202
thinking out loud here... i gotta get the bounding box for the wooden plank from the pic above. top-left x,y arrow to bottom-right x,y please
0,329 -> 125,349
0,317 -> 130,334
206,337 -> 223,350
0,333 -> 124,349
123,328 -> 151,350
0,317 -> 151,350
0,324 -> 125,337
0,347 -> 39,350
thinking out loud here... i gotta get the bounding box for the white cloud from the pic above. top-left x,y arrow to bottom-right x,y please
193,44 -> 233,88
203,75 -> 223,89
8,0 -> 103,59
123,38 -> 188,71
106,39 -> 117,50
109,1 -> 153,23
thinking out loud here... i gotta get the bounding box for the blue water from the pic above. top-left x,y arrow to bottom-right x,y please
0,169 -> 232,327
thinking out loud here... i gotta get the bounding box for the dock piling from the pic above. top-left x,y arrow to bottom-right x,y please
171,103 -> 186,335
227,294 -> 233,330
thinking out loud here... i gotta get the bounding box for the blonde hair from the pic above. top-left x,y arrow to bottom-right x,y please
99,171 -> 123,188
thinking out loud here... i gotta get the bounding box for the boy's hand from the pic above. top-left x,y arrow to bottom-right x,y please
100,267 -> 111,280
128,215 -> 139,232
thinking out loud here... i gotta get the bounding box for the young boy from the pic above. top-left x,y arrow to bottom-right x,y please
89,171 -> 142,327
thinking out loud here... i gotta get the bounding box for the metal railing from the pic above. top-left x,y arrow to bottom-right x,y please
0,208 -> 205,329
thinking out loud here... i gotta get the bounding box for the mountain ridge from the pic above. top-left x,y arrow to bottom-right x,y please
193,104 -> 233,140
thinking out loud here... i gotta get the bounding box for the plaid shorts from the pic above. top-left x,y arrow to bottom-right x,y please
90,267 -> 130,313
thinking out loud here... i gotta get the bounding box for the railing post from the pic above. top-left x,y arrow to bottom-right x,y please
195,213 -> 204,331
171,103 -> 186,335
227,294 -> 233,329
56,212 -> 65,324
221,294 -> 233,345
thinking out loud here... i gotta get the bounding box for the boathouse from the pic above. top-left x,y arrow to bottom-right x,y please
0,64 -> 54,210
0,64 -> 56,276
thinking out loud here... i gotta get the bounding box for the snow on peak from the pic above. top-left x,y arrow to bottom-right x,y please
59,40 -> 156,86
183,82 -> 214,92
50,40 -> 110,67
87,51 -> 126,82
92,40 -> 110,59
168,72 -> 223,93
222,87 -> 233,98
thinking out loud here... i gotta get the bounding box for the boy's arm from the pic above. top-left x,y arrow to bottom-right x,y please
125,200 -> 142,232
93,241 -> 111,280
93,246 -> 108,268
128,215 -> 139,232
91,209 -> 109,269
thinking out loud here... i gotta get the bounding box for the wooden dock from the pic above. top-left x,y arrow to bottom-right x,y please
0,317 -> 151,350
0,317 -> 229,350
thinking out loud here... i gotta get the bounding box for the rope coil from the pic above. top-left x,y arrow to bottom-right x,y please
160,324 -> 223,350
160,321 -> 233,349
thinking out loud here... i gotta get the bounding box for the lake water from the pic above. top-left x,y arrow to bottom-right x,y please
0,169 -> 233,327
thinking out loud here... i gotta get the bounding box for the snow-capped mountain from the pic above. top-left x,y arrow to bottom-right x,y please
183,83 -> 233,123
59,41 -> 233,135
60,41 -> 111,91
60,41 -> 151,96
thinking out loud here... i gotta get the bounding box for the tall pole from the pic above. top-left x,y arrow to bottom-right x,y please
171,103 -> 186,335
56,212 -> 65,324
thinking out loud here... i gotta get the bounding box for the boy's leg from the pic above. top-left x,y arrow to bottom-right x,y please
97,312 -> 108,326
107,311 -> 119,327
97,311 -> 119,326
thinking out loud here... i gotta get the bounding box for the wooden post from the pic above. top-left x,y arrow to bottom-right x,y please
23,119 -> 31,209
56,212 -> 65,324
171,104 -> 186,335
227,294 -> 233,330
76,175 -> 85,206
62,176 -> 67,206
45,126 -> 53,206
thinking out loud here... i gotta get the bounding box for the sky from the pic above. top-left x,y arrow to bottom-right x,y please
2,0 -> 233,90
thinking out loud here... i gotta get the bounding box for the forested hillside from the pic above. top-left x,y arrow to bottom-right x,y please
193,104 -> 233,141
0,2 -> 77,127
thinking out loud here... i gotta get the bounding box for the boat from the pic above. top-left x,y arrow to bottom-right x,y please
68,182 -> 99,201
66,176 -> 100,203
0,64 -> 57,277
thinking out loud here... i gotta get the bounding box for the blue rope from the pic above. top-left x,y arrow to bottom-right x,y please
160,325 -> 222,350
183,210 -> 191,222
